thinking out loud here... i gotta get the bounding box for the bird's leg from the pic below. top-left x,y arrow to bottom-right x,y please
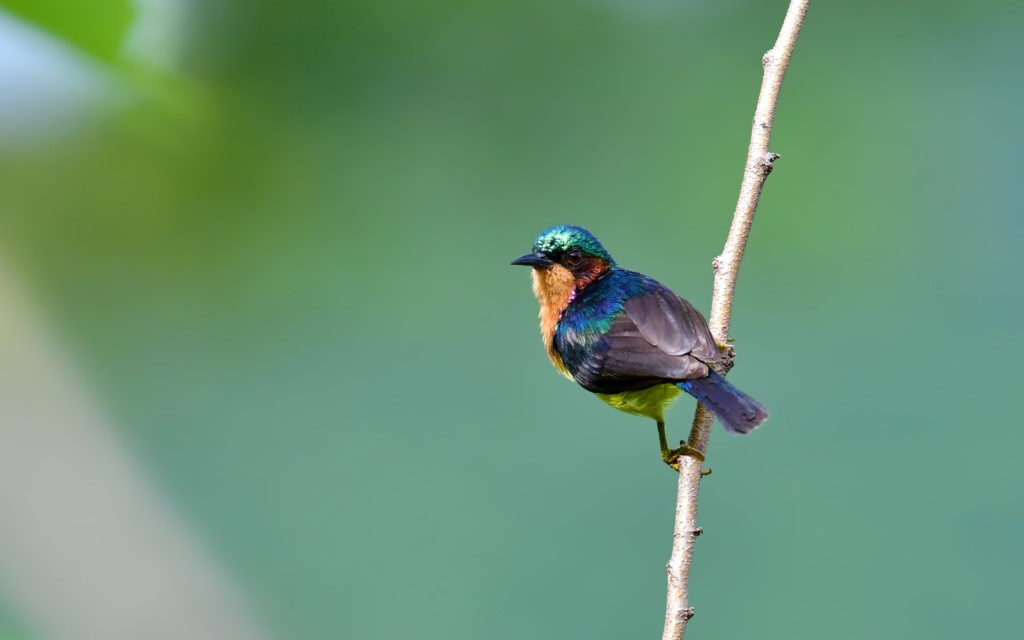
716,339 -> 737,371
658,420 -> 705,471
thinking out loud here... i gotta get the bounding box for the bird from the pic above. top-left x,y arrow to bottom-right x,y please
512,225 -> 768,468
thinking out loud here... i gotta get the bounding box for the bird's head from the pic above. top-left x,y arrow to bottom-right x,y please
512,225 -> 615,305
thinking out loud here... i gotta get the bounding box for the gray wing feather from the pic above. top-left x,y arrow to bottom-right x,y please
566,283 -> 721,393
622,288 -> 720,361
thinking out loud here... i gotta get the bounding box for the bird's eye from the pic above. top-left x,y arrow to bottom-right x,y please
566,249 -> 583,266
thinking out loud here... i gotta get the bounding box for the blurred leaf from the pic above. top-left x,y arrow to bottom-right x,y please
0,0 -> 134,63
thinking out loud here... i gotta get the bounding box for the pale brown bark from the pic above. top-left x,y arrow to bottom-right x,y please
661,2 -> 812,638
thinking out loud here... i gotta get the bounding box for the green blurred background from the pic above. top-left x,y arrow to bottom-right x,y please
1,0 -> 1022,638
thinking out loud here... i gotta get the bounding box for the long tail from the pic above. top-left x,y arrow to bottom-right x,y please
678,371 -> 768,435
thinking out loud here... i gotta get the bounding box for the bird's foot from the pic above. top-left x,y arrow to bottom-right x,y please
662,441 -> 706,471
716,339 -> 736,363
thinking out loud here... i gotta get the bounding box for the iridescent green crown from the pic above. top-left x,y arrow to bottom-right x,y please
533,225 -> 615,264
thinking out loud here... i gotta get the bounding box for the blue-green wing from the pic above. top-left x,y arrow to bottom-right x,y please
558,278 -> 720,394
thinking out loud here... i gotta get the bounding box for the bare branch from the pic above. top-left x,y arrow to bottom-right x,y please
662,2 -> 811,639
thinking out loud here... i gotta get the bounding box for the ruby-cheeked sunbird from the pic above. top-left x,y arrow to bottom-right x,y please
512,225 -> 768,468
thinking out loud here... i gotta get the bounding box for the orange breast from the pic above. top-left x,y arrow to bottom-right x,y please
530,265 -> 575,379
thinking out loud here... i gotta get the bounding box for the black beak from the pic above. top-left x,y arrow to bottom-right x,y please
511,252 -> 554,268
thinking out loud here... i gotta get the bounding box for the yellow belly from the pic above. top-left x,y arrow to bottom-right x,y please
595,384 -> 682,422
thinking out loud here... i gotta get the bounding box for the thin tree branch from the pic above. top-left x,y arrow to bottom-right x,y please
662,2 -> 811,638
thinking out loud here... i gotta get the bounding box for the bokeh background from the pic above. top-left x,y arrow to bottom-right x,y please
1,0 -> 1022,638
